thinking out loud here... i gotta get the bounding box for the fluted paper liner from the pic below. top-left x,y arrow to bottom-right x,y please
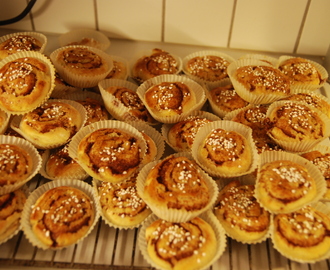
138,211 -> 227,270
59,28 -> 111,51
0,31 -> 47,55
0,185 -> 30,245
10,99 -> 87,149
277,55 -> 328,91
191,120 -> 259,178
21,179 -> 99,250
255,151 -> 326,214
239,53 -> 278,67
182,50 -> 235,87
0,135 -> 42,195
266,100 -> 330,153
106,55 -> 129,80
0,51 -> 56,115
161,110 -> 221,153
227,58 -> 292,105
136,152 -> 219,223
270,201 -> 330,264
68,120 -> 147,182
92,177 -> 151,230
0,109 -> 10,134
50,45 -> 114,88
136,74 -> 207,124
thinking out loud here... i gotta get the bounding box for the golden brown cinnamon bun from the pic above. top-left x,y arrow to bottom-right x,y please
76,97 -> 109,126
105,58 -> 128,80
278,57 -> 326,87
142,155 -> 211,215
185,55 -> 230,82
272,205 -> 330,262
144,82 -> 196,118
145,216 -> 217,270
256,159 -> 318,213
301,150 -> 330,200
0,55 -> 54,114
132,48 -> 180,83
0,34 -> 43,60
29,186 -> 95,248
18,100 -> 85,149
97,176 -> 151,228
214,180 -> 271,243
167,116 -> 213,152
77,127 -> 145,183
105,86 -> 156,124
0,144 -> 33,186
0,189 -> 26,242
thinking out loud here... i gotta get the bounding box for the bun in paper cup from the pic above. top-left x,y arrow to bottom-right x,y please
105,55 -> 129,80
136,152 -> 219,223
138,211 -> 227,270
21,179 -> 99,250
0,135 -> 42,195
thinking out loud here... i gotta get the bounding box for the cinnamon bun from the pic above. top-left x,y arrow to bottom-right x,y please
0,54 -> 54,114
272,205 -> 330,262
29,186 -> 95,248
76,97 -> 109,126
77,127 -> 145,183
18,100 -> 85,149
145,216 -> 217,270
97,176 -> 151,228
0,144 -> 33,186
132,48 -> 180,83
0,189 -> 26,242
214,180 -> 271,243
105,57 -> 128,80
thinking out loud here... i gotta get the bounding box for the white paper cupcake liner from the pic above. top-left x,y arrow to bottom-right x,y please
161,110 -> 221,153
50,45 -> 114,88
0,51 -> 56,115
138,211 -> 227,270
136,74 -> 207,124
266,100 -> 330,153
0,135 -> 42,195
59,28 -> 111,51
191,120 -> 259,178
182,50 -> 235,87
277,55 -> 329,91
68,120 -> 147,182
270,201 -> 330,264
10,99 -> 87,150
239,53 -> 278,67
255,151 -> 326,214
136,152 -> 219,223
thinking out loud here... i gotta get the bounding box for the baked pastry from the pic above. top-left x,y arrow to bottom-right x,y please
30,186 -> 95,248
0,34 -> 43,60
19,100 -> 84,149
267,101 -> 325,148
234,65 -> 291,96
50,46 -> 112,88
214,180 -> 271,243
98,175 -> 151,228
132,48 -> 180,83
278,57 -> 326,87
0,189 -> 26,242
140,131 -> 157,165
272,205 -> 330,262
281,92 -> 330,119
104,86 -> 156,124
45,144 -> 87,179
185,55 -> 231,82
0,55 -> 54,114
256,159 -> 318,213
144,82 -> 196,118
76,97 -> 109,126
105,57 -> 128,80
77,128 -> 145,183
67,37 -> 101,48
145,217 -> 217,270
301,150 -> 330,200
208,83 -> 249,115
142,155 -> 210,215
196,127 -> 253,176
0,144 -> 33,186
167,116 -> 213,152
